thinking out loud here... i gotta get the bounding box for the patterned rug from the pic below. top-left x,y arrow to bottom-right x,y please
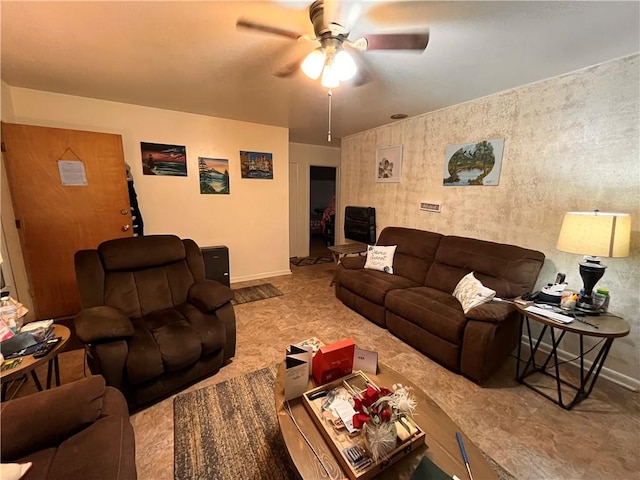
290,255 -> 333,267
231,283 -> 283,305
174,366 -> 297,480
173,366 -> 516,480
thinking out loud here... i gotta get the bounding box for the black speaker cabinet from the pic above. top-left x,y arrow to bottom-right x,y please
201,246 -> 230,287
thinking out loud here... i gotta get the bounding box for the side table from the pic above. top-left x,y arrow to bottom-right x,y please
515,304 -> 629,409
327,242 -> 367,286
1,324 -> 70,400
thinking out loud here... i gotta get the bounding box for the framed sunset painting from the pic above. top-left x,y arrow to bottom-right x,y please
141,142 -> 187,176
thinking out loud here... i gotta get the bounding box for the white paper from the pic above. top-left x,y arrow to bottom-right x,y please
332,399 -> 358,433
353,346 -> 378,375
58,160 -> 88,186
284,345 -> 312,401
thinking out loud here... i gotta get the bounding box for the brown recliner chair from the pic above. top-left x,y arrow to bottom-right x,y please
1,375 -> 136,480
74,235 -> 236,409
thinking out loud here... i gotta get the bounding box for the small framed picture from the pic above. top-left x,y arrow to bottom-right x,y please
376,145 -> 402,183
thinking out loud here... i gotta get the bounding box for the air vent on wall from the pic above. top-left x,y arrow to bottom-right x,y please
420,202 -> 441,213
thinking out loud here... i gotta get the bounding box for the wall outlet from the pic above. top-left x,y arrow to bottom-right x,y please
420,202 -> 442,213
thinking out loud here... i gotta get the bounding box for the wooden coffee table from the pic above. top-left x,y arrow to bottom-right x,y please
1,324 -> 70,400
275,362 -> 497,479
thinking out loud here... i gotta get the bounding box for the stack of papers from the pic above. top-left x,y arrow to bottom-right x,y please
20,319 -> 53,332
525,306 -> 573,324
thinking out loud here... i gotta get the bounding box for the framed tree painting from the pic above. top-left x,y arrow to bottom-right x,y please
376,145 -> 402,183
443,138 -> 504,186
198,157 -> 229,194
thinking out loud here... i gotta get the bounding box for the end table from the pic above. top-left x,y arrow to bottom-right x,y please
515,304 -> 629,409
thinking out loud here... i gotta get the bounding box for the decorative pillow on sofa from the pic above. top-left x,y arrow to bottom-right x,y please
364,245 -> 397,274
453,272 -> 496,314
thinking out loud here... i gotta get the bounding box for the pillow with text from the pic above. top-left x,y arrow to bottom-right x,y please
364,245 -> 397,274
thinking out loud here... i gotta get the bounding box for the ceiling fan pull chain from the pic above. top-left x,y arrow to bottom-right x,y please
327,89 -> 333,142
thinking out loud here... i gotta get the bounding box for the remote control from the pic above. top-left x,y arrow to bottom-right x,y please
33,337 -> 60,358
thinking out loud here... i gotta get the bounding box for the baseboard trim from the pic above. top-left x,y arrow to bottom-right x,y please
231,269 -> 291,284
520,336 -> 640,392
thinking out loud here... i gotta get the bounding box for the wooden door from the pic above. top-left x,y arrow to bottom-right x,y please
1,123 -> 133,319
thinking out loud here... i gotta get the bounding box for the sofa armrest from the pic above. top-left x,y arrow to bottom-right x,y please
465,301 -> 516,323
339,255 -> 366,270
0,376 -> 106,461
188,280 -> 234,312
75,306 -> 134,344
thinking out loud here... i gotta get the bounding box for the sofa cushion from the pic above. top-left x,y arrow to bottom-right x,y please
47,414 -> 135,480
424,236 -> 545,298
376,227 -> 443,284
1,376 -> 105,461
337,268 -> 420,306
364,244 -> 397,274
98,234 -> 186,271
127,309 -> 203,384
385,287 -> 467,344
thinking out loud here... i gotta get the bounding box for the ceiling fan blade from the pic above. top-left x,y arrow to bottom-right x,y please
349,50 -> 374,87
274,59 -> 303,78
236,18 -> 304,40
363,32 -> 430,51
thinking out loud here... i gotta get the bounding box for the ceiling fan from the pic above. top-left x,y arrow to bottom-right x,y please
236,0 -> 429,89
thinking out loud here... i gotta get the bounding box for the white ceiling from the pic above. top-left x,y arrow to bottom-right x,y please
1,1 -> 639,147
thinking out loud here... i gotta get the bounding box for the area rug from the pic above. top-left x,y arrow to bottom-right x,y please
174,365 -> 297,480
290,255 -> 333,266
173,366 -> 517,480
231,283 -> 283,305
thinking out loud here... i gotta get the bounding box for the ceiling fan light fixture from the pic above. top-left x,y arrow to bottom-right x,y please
321,65 -> 340,88
334,50 -> 357,81
301,48 -> 325,80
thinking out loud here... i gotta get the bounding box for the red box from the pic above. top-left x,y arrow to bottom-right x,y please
312,338 -> 355,385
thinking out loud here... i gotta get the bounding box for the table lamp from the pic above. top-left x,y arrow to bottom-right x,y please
556,211 -> 630,313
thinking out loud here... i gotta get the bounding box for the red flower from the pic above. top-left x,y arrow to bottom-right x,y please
352,413 -> 371,429
380,408 -> 391,422
352,385 -> 395,429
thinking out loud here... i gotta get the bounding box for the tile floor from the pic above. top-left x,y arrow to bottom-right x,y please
12,261 -> 640,480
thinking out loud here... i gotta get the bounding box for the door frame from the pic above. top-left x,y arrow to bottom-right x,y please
1,154 -> 35,322
288,143 -> 341,259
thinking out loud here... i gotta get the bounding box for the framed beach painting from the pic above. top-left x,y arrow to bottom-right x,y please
443,138 -> 504,186
376,145 -> 402,183
199,157 -> 230,194
240,151 -> 273,179
141,142 -> 187,176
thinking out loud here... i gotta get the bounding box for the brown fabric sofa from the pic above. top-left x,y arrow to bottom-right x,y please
0,375 -> 136,480
74,234 -> 236,409
335,227 -> 545,383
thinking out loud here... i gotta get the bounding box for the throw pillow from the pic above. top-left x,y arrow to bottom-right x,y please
0,463 -> 32,480
453,272 -> 496,314
364,245 -> 397,274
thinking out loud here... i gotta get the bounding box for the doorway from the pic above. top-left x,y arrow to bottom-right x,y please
309,166 -> 336,257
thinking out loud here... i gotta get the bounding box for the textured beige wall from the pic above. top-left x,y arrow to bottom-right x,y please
341,55 -> 639,384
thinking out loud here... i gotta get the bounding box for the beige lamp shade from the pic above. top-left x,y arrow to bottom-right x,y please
556,212 -> 631,258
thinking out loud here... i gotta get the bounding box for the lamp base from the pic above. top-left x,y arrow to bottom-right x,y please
575,301 -> 602,315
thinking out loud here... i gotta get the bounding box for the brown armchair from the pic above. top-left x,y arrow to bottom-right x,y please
74,235 -> 236,409
0,375 -> 136,480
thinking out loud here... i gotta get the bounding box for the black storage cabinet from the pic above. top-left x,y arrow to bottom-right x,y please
201,245 -> 230,287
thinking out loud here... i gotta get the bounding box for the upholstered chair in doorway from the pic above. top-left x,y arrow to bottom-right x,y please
74,235 -> 236,409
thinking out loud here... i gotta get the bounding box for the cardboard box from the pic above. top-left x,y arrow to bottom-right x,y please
312,338 -> 355,385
